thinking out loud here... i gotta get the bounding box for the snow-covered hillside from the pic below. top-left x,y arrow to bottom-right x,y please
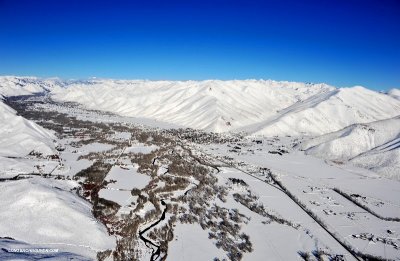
2,76 -> 399,137
1,88 -> 399,260
0,76 -> 60,158
0,76 -> 64,96
300,116 -> 400,160
388,88 -> 400,100
49,80 -> 400,136
351,139 -> 400,179
0,100 -> 55,157
50,79 -> 336,132
0,85 -> 116,259
300,117 -> 400,179
0,177 -> 115,259
246,87 -> 400,136
1,76 -> 399,179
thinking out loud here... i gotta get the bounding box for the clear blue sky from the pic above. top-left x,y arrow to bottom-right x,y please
0,0 -> 399,90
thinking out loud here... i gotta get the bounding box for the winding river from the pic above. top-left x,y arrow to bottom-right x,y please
138,200 -> 167,261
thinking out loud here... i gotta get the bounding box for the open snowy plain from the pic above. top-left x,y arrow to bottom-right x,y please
0,76 -> 399,260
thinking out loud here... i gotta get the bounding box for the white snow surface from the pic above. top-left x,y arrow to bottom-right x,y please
200,140 -> 400,259
0,76 -> 57,158
0,76 -> 63,96
300,117 -> 400,179
0,100 -> 56,157
168,223 -> 227,261
388,88 -> 400,100
106,165 -> 151,190
301,116 -> 400,160
0,177 -> 115,259
125,143 -> 159,154
247,86 -> 400,136
350,138 -> 400,179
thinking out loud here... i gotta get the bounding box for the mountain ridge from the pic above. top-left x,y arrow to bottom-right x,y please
2,76 -> 399,137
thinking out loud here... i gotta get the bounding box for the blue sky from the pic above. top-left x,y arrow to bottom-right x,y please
0,0 -> 399,90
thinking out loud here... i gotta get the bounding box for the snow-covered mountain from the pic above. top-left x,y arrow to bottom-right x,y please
300,116 -> 400,160
0,100 -> 55,157
1,76 -> 399,178
0,78 -> 116,260
245,87 -> 400,136
388,88 -> 400,100
0,177 -> 115,258
351,138 -> 400,179
1,76 -> 400,260
50,79 -> 336,132
48,79 -> 400,136
2,76 -> 399,137
300,116 -> 400,179
0,76 -> 64,96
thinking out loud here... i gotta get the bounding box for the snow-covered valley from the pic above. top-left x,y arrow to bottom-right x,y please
0,76 -> 399,260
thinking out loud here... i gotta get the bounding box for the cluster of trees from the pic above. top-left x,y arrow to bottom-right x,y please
180,172 -> 253,261
298,250 -> 345,261
75,161 -> 112,183
203,204 -> 252,260
163,128 -> 243,145
233,191 -> 297,228
147,214 -> 178,255
131,150 -> 161,177
228,178 -> 248,187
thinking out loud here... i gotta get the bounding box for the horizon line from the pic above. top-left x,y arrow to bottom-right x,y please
1,74 -> 398,92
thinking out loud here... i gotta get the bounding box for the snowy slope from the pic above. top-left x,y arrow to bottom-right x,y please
388,88 -> 400,100
0,237 -> 92,261
0,77 -> 115,259
300,117 -> 400,179
2,76 -> 399,137
0,100 -> 56,157
50,80 -> 400,136
350,137 -> 400,179
247,86 -> 400,136
0,76 -> 64,96
0,77 -> 66,158
0,177 -> 115,259
51,79 -> 335,132
300,116 -> 400,160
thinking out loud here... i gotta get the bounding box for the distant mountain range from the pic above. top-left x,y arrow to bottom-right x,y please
1,76 -> 399,178
3,76 -> 398,135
